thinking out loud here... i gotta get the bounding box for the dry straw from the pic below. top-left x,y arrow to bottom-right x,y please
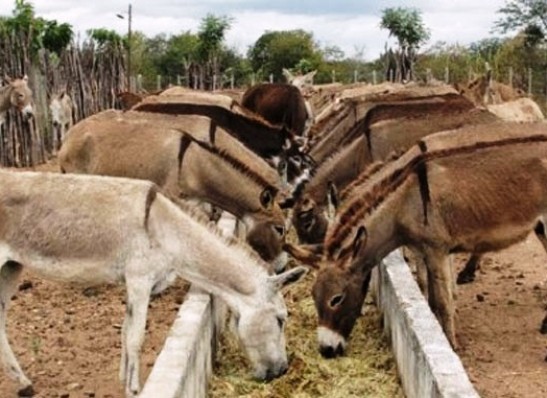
209,259 -> 403,398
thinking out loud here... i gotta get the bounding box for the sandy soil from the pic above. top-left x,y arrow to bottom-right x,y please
0,277 -> 188,398
455,234 -> 547,398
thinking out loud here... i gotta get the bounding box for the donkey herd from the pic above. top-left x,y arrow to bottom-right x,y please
1,68 -> 547,396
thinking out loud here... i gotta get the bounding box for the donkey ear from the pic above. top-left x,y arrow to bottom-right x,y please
282,68 -> 294,81
260,187 -> 275,209
269,266 -> 308,291
352,226 -> 367,258
22,74 -> 28,82
283,243 -> 323,269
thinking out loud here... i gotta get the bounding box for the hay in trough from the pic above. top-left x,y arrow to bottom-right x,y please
209,259 -> 403,398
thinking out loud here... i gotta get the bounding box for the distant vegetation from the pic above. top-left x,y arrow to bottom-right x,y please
1,0 -> 546,93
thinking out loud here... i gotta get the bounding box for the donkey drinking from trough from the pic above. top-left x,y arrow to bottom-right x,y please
0,75 -> 33,127
285,122 -> 547,356
49,91 -> 74,153
59,114 -> 288,270
0,170 -> 307,397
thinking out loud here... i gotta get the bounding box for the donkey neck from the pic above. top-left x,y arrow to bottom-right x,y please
151,195 -> 270,310
306,135 -> 370,205
182,141 -> 274,220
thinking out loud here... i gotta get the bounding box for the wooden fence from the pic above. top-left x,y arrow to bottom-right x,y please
0,36 -> 126,167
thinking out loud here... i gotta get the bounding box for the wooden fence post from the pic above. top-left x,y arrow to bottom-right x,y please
508,67 -> 513,88
444,66 -> 449,83
156,75 -> 162,91
372,70 -> 377,85
528,68 -> 533,96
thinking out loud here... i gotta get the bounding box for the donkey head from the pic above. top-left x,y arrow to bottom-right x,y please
235,266 -> 308,380
284,225 -> 373,358
6,75 -> 33,119
290,182 -> 339,245
244,187 -> 287,270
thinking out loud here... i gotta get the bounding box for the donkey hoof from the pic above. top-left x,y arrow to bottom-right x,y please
18,385 -> 35,397
540,319 -> 547,334
456,272 -> 475,285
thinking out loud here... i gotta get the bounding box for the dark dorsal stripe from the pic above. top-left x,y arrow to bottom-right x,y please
144,186 -> 158,231
176,130 -> 278,193
416,140 -> 430,225
209,119 -> 217,145
177,133 -> 193,176
328,133 -> 547,257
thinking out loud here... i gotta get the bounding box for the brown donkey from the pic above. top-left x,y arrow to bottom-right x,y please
0,75 -> 33,127
285,122 -> 547,356
59,115 -> 288,270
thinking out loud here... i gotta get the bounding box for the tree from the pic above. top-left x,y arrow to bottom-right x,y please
247,30 -> 322,82
196,14 -> 232,89
493,0 -> 547,44
380,7 -> 430,81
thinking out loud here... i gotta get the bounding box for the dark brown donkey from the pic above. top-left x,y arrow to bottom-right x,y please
285,122 -> 547,356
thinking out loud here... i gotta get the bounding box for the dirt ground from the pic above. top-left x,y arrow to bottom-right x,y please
0,277 -> 189,398
455,234 -> 547,398
1,161 -> 546,397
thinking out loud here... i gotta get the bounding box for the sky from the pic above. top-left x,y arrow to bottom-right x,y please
0,0 -> 512,59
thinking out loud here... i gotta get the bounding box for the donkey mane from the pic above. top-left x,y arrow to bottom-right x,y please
326,126 -> 547,258
167,195 -> 268,267
134,101 -> 290,135
178,130 -> 279,194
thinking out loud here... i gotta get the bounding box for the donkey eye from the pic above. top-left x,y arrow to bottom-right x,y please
277,317 -> 285,329
329,293 -> 345,308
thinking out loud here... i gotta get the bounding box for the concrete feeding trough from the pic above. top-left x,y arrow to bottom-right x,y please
139,248 -> 479,398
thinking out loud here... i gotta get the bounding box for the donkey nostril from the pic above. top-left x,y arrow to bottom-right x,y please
319,344 -> 344,359
319,345 -> 336,359
274,225 -> 285,237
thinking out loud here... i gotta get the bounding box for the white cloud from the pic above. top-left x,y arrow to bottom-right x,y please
0,0 -> 509,59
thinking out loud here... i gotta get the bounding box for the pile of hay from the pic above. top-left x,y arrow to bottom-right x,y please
209,259 -> 403,398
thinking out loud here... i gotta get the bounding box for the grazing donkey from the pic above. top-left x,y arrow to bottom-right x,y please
0,75 -> 33,127
285,122 -> 547,356
49,91 -> 74,153
58,115 -> 288,270
0,170 -> 307,397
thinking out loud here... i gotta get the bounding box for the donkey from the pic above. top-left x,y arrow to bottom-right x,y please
0,75 -> 33,127
241,83 -> 312,138
289,98 -> 494,246
133,93 -> 302,161
133,94 -> 311,184
285,121 -> 547,356
282,69 -> 317,97
59,116 -> 288,270
0,170 -> 307,397
49,91 -> 74,153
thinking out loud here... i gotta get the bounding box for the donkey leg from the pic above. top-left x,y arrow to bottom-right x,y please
424,249 -> 458,348
533,220 -> 547,334
456,254 -> 482,285
0,261 -> 33,396
121,277 -> 152,397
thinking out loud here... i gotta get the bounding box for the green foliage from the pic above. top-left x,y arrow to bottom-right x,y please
493,0 -> 547,40
87,28 -> 123,47
197,14 -> 232,63
42,20 -> 73,55
0,0 -> 73,58
247,29 -> 323,81
380,7 -> 430,49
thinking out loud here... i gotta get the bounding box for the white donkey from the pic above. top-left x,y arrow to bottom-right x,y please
0,170 -> 307,397
0,75 -> 33,127
49,91 -> 74,153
